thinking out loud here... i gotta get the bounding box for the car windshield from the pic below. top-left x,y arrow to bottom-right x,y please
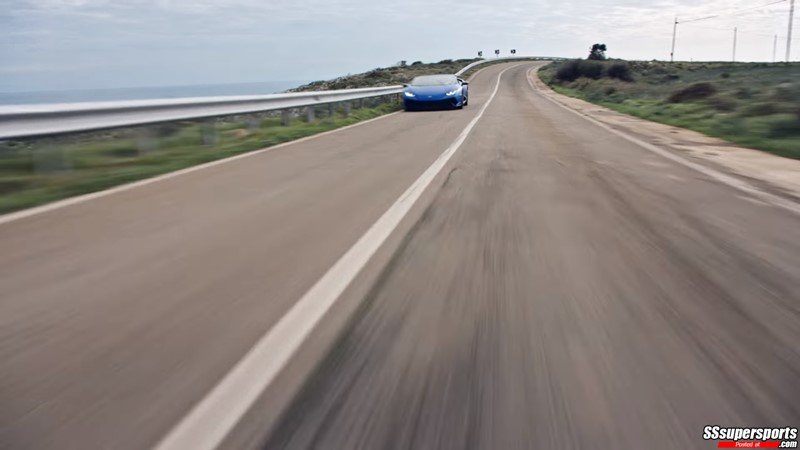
409,75 -> 458,86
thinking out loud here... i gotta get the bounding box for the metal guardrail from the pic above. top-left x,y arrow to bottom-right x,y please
0,56 -> 559,140
0,87 -> 404,140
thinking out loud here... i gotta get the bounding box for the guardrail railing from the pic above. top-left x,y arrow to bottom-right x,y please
0,86 -> 405,140
0,56 -> 560,140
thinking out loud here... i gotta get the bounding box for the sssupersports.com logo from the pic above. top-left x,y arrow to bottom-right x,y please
703,426 -> 798,448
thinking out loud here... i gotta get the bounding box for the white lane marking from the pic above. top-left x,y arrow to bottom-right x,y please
153,64 -> 518,450
526,67 -> 800,217
0,111 -> 400,226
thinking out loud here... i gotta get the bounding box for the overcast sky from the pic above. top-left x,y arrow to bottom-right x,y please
1,0 -> 796,92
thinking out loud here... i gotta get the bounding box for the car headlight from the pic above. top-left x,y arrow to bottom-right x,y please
445,89 -> 459,96
404,91 -> 415,97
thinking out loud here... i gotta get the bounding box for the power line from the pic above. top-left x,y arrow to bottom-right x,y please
679,0 -> 787,24
633,1 -> 788,27
682,21 -> 800,40
670,0 -> 795,61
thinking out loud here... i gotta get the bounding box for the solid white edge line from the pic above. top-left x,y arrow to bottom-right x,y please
0,111 -> 401,226
525,67 -> 800,217
153,64 -> 519,450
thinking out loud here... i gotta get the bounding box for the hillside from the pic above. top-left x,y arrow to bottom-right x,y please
290,59 -> 479,91
539,60 -> 800,159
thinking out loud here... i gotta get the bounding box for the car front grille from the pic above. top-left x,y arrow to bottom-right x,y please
406,98 -> 458,110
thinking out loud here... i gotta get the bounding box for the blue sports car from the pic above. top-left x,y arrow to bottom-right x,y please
403,74 -> 469,111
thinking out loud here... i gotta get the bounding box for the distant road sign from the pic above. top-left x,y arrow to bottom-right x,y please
510,49 -> 516,54
478,51 -> 483,57
494,49 -> 500,56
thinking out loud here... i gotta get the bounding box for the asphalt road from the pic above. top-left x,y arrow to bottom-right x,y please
265,63 -> 800,449
1,62 -> 799,450
0,63 -> 505,449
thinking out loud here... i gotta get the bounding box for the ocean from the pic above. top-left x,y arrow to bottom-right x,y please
0,81 -> 307,105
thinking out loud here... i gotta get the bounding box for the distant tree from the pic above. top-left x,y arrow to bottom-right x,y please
588,44 -> 607,60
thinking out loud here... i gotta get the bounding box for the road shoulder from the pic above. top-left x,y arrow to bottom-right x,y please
530,66 -> 800,202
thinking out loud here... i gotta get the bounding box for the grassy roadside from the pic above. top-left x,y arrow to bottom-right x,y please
0,101 -> 400,214
538,60 -> 800,159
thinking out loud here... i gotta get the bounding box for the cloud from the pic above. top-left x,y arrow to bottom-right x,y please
1,0 -> 796,92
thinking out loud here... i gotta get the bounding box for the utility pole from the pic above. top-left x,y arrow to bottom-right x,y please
773,34 -> 778,62
732,27 -> 738,61
670,17 -> 678,62
788,0 -> 795,61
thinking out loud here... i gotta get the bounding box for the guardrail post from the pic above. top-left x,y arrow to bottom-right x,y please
202,121 -> 218,146
246,116 -> 260,131
281,110 -> 291,126
343,102 -> 351,117
136,128 -> 158,155
327,103 -> 335,121
306,106 -> 315,123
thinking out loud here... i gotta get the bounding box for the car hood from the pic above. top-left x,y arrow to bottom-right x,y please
405,84 -> 460,95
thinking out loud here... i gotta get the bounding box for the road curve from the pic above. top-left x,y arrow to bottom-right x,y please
1,61 -> 799,450
0,63 -> 511,449
265,63 -> 800,449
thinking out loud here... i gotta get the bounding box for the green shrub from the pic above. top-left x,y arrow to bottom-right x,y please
715,115 -> 746,135
555,60 -> 581,82
555,60 -> 604,82
608,63 -> 634,82
735,87 -> 755,99
569,78 -> 593,89
766,114 -> 800,138
668,82 -> 717,103
578,60 -> 604,79
740,102 -> 778,117
706,95 -> 738,112
773,82 -> 800,102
